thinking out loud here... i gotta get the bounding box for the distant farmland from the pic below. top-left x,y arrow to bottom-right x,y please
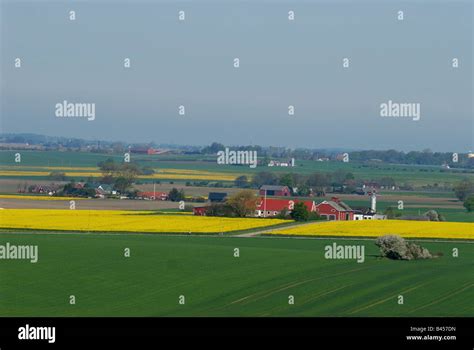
0,233 -> 472,317
1,150 -> 473,187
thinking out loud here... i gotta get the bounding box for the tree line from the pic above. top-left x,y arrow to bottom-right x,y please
233,170 -> 398,196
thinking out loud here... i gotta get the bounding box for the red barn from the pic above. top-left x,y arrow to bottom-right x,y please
193,206 -> 208,216
259,185 -> 291,197
255,198 -> 317,217
315,197 -> 354,221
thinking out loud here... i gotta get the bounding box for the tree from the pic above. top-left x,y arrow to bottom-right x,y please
306,172 -> 330,196
384,206 -> 396,219
332,169 -> 350,185
463,195 -> 474,212
424,210 -> 444,221
279,173 -> 294,188
380,176 -> 396,188
296,184 -> 311,197
226,190 -> 259,217
168,188 -> 185,202
117,162 -> 141,180
276,208 -> 290,219
290,202 -> 309,221
234,175 -> 249,188
201,142 -> 225,154
98,158 -> 117,178
206,203 -> 234,217
251,171 -> 279,188
454,179 -> 474,201
113,176 -> 133,194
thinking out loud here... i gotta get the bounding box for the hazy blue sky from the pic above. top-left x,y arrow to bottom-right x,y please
1,0 -> 472,152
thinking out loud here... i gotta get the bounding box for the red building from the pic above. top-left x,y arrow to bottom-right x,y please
193,206 -> 208,216
255,198 -> 317,217
259,185 -> 291,197
315,197 -> 354,221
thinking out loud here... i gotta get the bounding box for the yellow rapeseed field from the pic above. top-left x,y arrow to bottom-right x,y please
0,209 -> 289,233
0,169 -> 246,182
269,220 -> 474,240
0,166 -> 98,171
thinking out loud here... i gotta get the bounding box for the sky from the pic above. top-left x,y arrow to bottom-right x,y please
1,0 -> 472,152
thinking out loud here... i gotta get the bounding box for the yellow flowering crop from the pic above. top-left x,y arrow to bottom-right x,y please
0,209 -> 289,233
269,220 -> 474,240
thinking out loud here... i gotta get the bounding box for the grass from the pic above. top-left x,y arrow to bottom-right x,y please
0,233 -> 472,316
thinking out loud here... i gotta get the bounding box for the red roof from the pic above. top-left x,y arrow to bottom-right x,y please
256,198 -> 316,212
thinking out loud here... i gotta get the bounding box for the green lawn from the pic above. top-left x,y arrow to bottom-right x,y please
0,233 -> 472,317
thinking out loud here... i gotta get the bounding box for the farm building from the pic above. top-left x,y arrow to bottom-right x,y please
353,208 -> 387,220
315,197 -> 354,221
95,184 -> 116,197
193,206 -> 208,216
208,192 -> 227,202
259,185 -> 291,197
137,191 -> 168,200
267,158 -> 295,167
255,198 -> 317,217
352,193 -> 387,220
26,184 -> 60,194
129,147 -> 168,155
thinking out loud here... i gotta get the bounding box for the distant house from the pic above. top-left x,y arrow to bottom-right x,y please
96,184 -> 116,197
362,182 -> 381,190
267,159 -> 294,167
74,182 -> 85,190
259,185 -> 291,197
208,192 -> 227,202
353,208 -> 387,220
28,184 -> 59,194
315,197 -> 354,221
138,191 -> 168,200
130,147 -> 168,155
255,198 -> 317,217
193,206 -> 208,216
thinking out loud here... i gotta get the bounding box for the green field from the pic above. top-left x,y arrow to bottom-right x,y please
1,150 -> 473,187
0,233 -> 472,317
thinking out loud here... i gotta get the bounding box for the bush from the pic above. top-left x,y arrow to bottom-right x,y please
375,235 -> 433,260
290,202 -> 309,221
206,203 -> 235,217
463,195 -> 474,212
424,210 -> 444,221
276,208 -> 290,219
168,188 -> 185,202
